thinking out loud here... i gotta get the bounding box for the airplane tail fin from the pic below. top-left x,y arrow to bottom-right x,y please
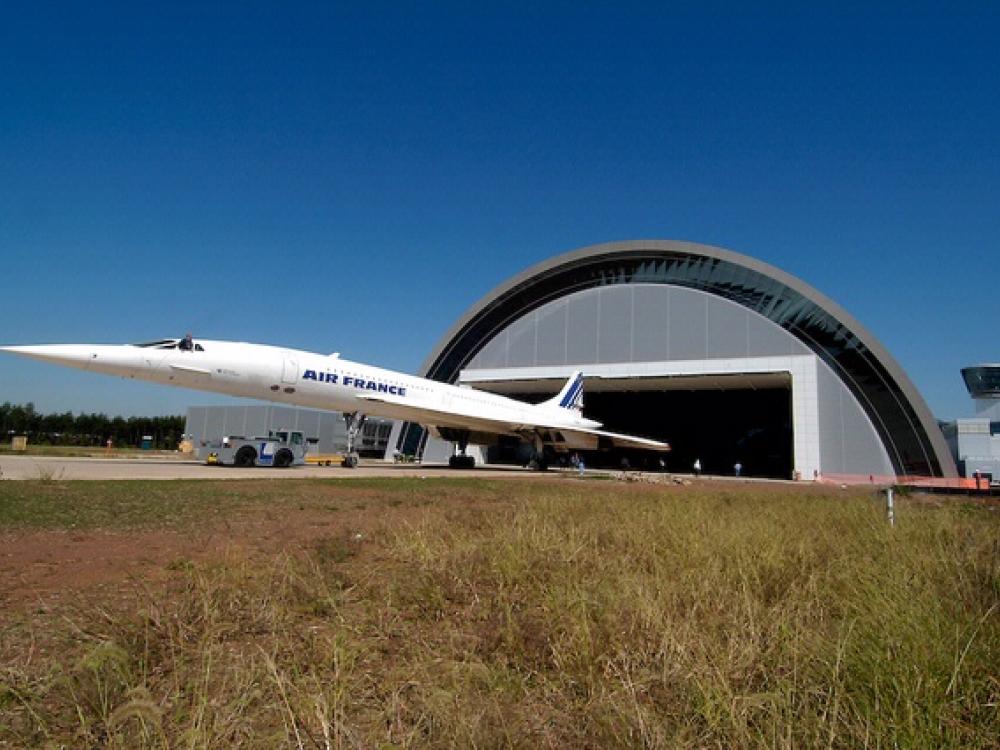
543,371 -> 585,414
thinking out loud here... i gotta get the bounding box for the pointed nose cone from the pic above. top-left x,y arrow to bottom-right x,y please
0,344 -> 143,375
0,344 -> 100,368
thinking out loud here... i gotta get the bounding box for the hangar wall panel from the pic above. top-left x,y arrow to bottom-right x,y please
597,287 -> 633,362
506,316 -> 535,366
536,298 -> 568,366
467,284 -> 811,370
816,363 -> 893,476
706,293 -> 749,359
567,292 -> 600,363
667,287 -> 707,361
632,285 -> 670,361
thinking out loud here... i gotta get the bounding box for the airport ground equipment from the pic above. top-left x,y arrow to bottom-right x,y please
304,453 -> 344,466
201,430 -> 307,467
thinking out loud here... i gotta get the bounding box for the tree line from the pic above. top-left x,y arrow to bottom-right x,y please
0,402 -> 185,449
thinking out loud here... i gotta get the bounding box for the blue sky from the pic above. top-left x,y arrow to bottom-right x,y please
1,2 -> 997,419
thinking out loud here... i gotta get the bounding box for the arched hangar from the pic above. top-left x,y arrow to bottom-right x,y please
393,240 -> 956,480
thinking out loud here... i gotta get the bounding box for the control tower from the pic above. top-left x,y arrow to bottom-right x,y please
961,365 -> 1000,419
944,365 -> 1000,483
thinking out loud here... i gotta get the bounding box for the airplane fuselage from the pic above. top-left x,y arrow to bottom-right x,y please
2,337 -> 671,459
7,339 -> 599,435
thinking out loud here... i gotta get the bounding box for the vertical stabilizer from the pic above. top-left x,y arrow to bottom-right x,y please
543,371 -> 585,414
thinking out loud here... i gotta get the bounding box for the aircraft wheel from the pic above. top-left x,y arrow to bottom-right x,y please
234,446 -> 257,467
527,456 -> 549,471
449,455 -> 475,469
341,455 -> 359,468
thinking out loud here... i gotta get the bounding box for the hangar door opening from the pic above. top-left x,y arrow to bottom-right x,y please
475,373 -> 793,479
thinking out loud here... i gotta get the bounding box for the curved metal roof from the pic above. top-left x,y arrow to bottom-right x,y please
416,240 -> 955,477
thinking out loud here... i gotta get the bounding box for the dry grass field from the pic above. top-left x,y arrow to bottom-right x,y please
0,477 -> 997,748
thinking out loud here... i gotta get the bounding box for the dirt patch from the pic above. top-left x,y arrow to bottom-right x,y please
0,501 -> 425,608
0,529 -> 196,606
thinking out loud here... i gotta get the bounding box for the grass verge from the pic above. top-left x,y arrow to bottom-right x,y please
1,480 -> 997,747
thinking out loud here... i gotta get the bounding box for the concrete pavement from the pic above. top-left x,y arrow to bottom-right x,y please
0,454 -> 535,481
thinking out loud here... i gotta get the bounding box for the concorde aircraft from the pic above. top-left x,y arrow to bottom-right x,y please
0,337 -> 670,468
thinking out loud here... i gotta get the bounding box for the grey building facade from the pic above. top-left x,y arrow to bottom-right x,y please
186,404 -> 392,458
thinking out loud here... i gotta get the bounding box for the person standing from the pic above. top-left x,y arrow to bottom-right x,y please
734,461 -> 742,477
693,457 -> 701,476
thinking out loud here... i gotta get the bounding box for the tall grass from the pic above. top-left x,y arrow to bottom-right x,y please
2,485 -> 997,747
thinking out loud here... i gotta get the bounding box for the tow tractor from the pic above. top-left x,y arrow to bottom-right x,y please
202,430 -> 307,468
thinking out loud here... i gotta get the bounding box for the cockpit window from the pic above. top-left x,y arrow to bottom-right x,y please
133,339 -> 178,348
133,338 -> 203,351
132,339 -> 205,352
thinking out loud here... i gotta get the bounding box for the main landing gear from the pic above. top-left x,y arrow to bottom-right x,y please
526,435 -> 549,471
448,431 -> 476,469
341,412 -> 366,468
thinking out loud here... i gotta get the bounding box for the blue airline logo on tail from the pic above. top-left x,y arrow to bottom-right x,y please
559,373 -> 584,410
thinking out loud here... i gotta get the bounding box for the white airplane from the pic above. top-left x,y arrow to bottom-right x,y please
0,337 -> 670,468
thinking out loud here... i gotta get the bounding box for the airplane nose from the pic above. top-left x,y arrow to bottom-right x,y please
0,344 -> 99,368
0,344 -> 143,375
